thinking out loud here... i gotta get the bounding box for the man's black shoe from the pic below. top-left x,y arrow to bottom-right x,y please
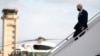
74,37 -> 78,40
79,32 -> 85,37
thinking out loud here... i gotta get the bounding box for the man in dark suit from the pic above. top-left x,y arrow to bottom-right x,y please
73,4 -> 88,40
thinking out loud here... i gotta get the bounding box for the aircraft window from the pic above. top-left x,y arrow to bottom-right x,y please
33,45 -> 53,50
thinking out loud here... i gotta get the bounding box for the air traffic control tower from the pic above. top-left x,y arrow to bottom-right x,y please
1,9 -> 18,56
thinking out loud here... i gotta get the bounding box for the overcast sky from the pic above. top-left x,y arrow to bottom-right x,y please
0,0 -> 100,48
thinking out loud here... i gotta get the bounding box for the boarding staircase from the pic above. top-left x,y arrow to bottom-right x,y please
47,12 -> 100,56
